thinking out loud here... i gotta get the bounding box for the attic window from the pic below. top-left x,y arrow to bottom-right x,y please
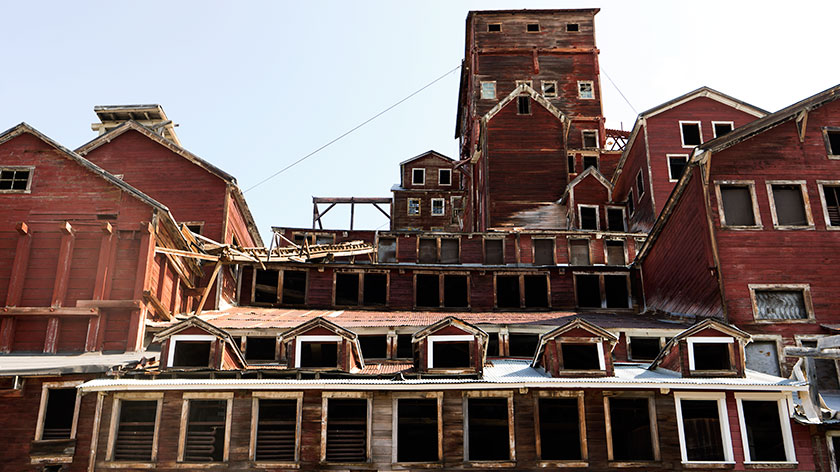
281,270 -> 306,305
566,23 -> 579,32
377,237 -> 397,263
752,286 -> 810,321
578,81 -> 594,99
171,339 -> 212,368
688,338 -> 733,371
629,337 -> 661,361
533,238 -> 554,265
325,398 -> 369,462
607,207 -> 626,231
484,238 -> 504,265
579,205 -> 598,230
561,343 -> 603,370
542,81 -> 557,98
680,121 -> 702,147
396,398 -> 440,462
517,96 -> 531,115
712,121 -> 734,138
298,338 -> 339,368
496,275 -> 520,308
439,168 -> 452,186
245,337 -> 276,363
185,222 -> 204,235
582,130 -> 598,149
487,23 -> 501,32
508,333 -> 539,357
526,23 -> 540,32
537,396 -> 585,460
0,167 -> 33,192
431,341 -> 471,368
412,168 -> 425,185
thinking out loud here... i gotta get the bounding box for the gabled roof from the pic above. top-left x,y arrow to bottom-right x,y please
92,104 -> 181,145
152,316 -> 247,367
560,166 -> 613,204
280,316 -> 358,341
648,318 -> 751,370
483,83 -> 567,124
399,150 -> 455,167
532,317 -> 617,367
411,316 -> 488,342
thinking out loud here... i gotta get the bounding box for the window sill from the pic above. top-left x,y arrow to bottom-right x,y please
0,189 -> 31,194
464,461 -> 516,468
537,460 -> 589,467
101,462 -> 156,469
772,225 -> 815,230
393,462 -> 443,469
609,461 -> 662,468
174,463 -> 230,469
720,225 -> 764,230
753,318 -> 814,324
681,461 -> 735,469
250,461 -> 300,469
744,462 -> 798,469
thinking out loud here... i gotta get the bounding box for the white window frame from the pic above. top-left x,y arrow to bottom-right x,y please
827,431 -> 840,472
431,198 -> 445,216
605,206 -> 627,232
667,154 -> 689,182
321,392 -> 373,463
712,121 -> 734,138
765,180 -> 815,229
748,283 -> 815,323
411,168 -> 425,186
714,180 -> 763,229
438,168 -> 452,186
480,81 -> 497,100
686,336 -> 734,371
106,392 -> 164,464
35,380 -> 83,441
391,392 -> 443,464
427,335 -> 474,368
534,390 -> 588,466
407,198 -> 421,216
673,392 -> 734,465
577,204 -> 600,231
679,121 -> 703,148
635,169 -> 645,200
0,165 -> 34,193
557,340 -> 606,371
515,79 -> 533,89
734,393 -> 797,465
542,80 -> 558,98
250,391 -> 303,464
294,335 -> 342,368
463,391 -> 516,464
577,81 -> 594,100
817,180 -> 840,230
167,334 -> 216,367
581,130 -> 599,149
178,392 -> 234,463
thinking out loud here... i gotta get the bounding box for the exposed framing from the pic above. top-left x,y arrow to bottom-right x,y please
249,391 -> 303,465
748,283 -> 815,323
492,272 -> 551,309
678,120 -> 702,148
542,80 -> 558,98
673,392 -> 734,464
391,391 -> 443,465
438,168 -> 452,186
0,165 -> 34,193
686,337 -> 734,371
822,126 -> 840,159
534,390 -> 588,467
577,80 -> 594,100
320,392 -> 373,464
166,334 -> 216,367
711,121 -> 734,138
35,380 -> 83,441
332,269 -> 390,307
577,204 -> 600,231
603,391 -> 661,463
105,392 -> 164,464
293,335 -> 342,368
462,390 -> 516,464
183,220 -> 205,235
734,392 -> 797,465
407,198 -> 421,216
177,392 -> 234,463
431,198 -> 446,216
714,180 -> 763,229
765,180 -> 815,229
666,154 -> 689,182
480,81 -> 497,100
817,180 -> 840,230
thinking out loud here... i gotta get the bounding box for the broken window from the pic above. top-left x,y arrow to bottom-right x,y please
432,341 -> 471,368
713,122 -> 733,138
542,81 -> 557,98
416,274 -> 440,307
533,239 -> 554,265
484,238 -> 504,265
443,274 -> 468,308
604,275 -> 630,308
678,398 -> 726,462
562,343 -> 601,370
325,399 -> 368,462
538,398 -> 582,460
184,400 -> 227,462
680,122 -> 702,147
245,337 -> 276,363
719,185 -> 756,226
579,206 -> 598,230
113,400 -> 157,461
185,222 -> 204,235
629,337 -> 661,361
515,80 -> 532,89
172,340 -> 212,367
467,398 -> 510,461
282,270 -> 306,305
480,81 -> 496,99
575,274 -> 601,308
823,185 -> 840,226
508,333 -> 539,357
255,399 -> 297,462
396,399 -> 439,462
496,275 -> 520,308
359,335 -> 387,359
378,237 -> 397,263
440,238 -> 459,263
770,184 -> 809,226
363,273 -> 387,306
754,288 -> 808,320
578,81 -> 594,99
582,130 -> 598,149
607,208 -> 625,231
254,269 -> 279,304
300,341 -> 338,368
826,129 -> 840,155
335,273 -> 360,305
567,154 -> 576,173
608,397 -> 654,461
40,388 -> 77,440
517,96 -> 531,115
569,239 -> 590,265
801,340 -> 840,391
583,155 -> 598,170
636,170 -> 644,196
418,238 -> 437,263
739,399 -> 790,462
668,155 -> 688,181
439,168 -> 452,186
0,167 -> 32,191
524,275 -> 549,308
431,198 -> 445,216
566,23 -> 579,32
627,189 -> 635,215
408,198 -> 421,215
412,168 -> 425,185
745,341 -> 781,376
605,240 -> 626,265
487,23 -> 501,32
526,23 -> 540,32
691,341 -> 731,371
396,334 -> 413,358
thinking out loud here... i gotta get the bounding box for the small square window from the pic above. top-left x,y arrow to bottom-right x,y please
487,23 -> 501,32
691,342 -> 731,371
480,81 -> 496,100
578,81 -> 594,99
582,130 -> 598,149
680,122 -> 702,147
517,96 -> 531,115
712,121 -> 733,138
438,168 -> 452,186
542,81 -> 557,98
407,198 -> 420,216
526,23 -> 540,32
635,170 -> 644,197
668,155 -> 688,181
566,23 -> 579,32
583,155 -> 598,170
629,337 -> 661,361
825,128 -> 840,156
412,168 -> 425,185
561,343 -> 602,370
0,167 -> 33,192
431,198 -> 445,216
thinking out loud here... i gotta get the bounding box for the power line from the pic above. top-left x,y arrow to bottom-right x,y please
244,63 -> 462,193
601,67 -> 638,115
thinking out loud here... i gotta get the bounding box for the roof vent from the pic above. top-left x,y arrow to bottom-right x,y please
91,104 -> 181,146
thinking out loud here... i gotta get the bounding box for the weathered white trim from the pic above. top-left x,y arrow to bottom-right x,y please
427,335 -> 474,368
673,392 -> 734,464
687,337 -> 734,371
167,335 -> 216,367
734,392 -> 796,465
35,380 -> 83,441
711,121 -> 734,138
294,335 -> 342,368
679,121 -> 702,148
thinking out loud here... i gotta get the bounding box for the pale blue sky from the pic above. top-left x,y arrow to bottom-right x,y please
2,1 -> 838,243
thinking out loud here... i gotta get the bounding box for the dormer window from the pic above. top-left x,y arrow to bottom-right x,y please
428,335 -> 473,369
688,337 -> 733,371
168,335 -> 214,368
533,319 -> 617,378
561,342 -> 604,371
296,336 -> 340,368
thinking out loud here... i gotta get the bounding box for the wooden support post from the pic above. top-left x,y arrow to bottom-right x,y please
84,315 -> 100,352
0,318 -> 15,353
92,223 -> 114,300
193,261 -> 223,316
128,223 -> 156,352
6,222 -> 32,307
44,317 -> 60,353
313,203 -> 320,230
350,200 -> 355,231
51,222 -> 76,308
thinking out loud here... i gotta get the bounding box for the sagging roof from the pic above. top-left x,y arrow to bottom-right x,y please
91,104 -> 181,145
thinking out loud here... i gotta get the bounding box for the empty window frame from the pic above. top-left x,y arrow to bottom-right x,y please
35,381 -> 82,441
484,238 -> 504,265
635,170 -> 645,198
567,154 -> 576,173
542,80 -> 557,98
535,391 -> 587,463
431,198 -> 445,216
508,333 -> 540,357
184,221 -> 204,235
321,393 -> 371,463
823,127 -> 840,158
627,188 -> 635,216
487,23 -> 501,32
254,269 -> 279,304
377,237 -> 397,262
532,238 -> 555,265
464,392 -> 515,462
715,181 -> 761,228
412,168 -> 425,185
745,338 -> 782,376
168,335 -> 215,368
583,154 -> 599,170
674,393 -> 734,464
582,130 -> 598,149
578,205 -> 599,230
486,332 -> 500,357
734,394 -> 796,464
294,335 -> 340,368
566,23 -> 580,32
818,182 -> 840,229
250,392 -> 302,463
526,23 -> 540,32
574,273 -> 631,309
480,81 -> 497,99
687,337 -> 734,372
766,181 -> 813,228
107,393 -> 163,463
569,239 -> 591,265
358,335 -> 387,359
245,336 -> 277,363
494,274 -> 549,308
628,336 -> 664,362
178,393 -> 233,463
524,275 -> 550,308
428,335 -> 473,368
443,274 -> 469,307
415,274 -> 440,308
667,154 -> 689,182
515,80 -> 533,88
0,166 -> 33,192
517,96 -> 531,115
604,393 -> 660,462
335,272 -> 360,306
576,275 -> 601,307
438,168 -> 452,186
393,393 -> 442,463
578,81 -> 594,100
495,275 -> 520,308
712,121 -> 734,138
679,121 -> 702,147
407,198 -> 421,216
281,270 -> 307,305
606,206 -> 626,231
749,284 -> 813,322
605,240 -> 626,266
396,333 -> 414,359
363,272 -> 388,306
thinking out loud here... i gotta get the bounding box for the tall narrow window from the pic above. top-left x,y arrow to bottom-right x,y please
582,130 -> 598,149
606,396 -> 656,461
466,397 -> 511,461
496,275 -> 520,308
680,122 -> 702,147
484,238 -> 504,265
282,270 -> 306,305
325,398 -> 368,463
676,396 -> 732,463
736,397 -> 795,463
254,269 -> 279,304
604,275 -> 630,309
378,237 -> 397,262
769,183 -> 810,227
183,400 -> 228,462
112,399 -> 159,462
636,170 -> 645,197
668,155 -> 688,181
412,168 -> 425,185
575,274 -> 601,308
438,168 -> 452,186
396,398 -> 439,462
255,399 -> 298,462
533,239 -> 554,265
627,189 -> 635,216
822,184 -> 840,227
517,96 -> 531,115
578,81 -> 594,99
718,184 -> 758,227
567,154 -> 576,173
39,388 -> 77,440
538,396 -> 584,460
569,240 -> 590,265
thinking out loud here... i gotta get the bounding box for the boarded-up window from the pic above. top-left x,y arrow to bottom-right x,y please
184,400 -> 226,462
740,400 -> 788,462
114,400 -> 157,461
607,208 -> 625,231
720,185 -> 755,226
485,239 -> 504,265
255,399 -> 296,462
561,343 -> 601,370
335,273 -> 359,305
681,122 -> 701,146
583,155 -> 598,170
508,333 -> 539,357
668,156 -> 688,181
172,341 -> 211,367
533,239 -> 554,265
282,271 -> 306,305
569,240 -> 590,265
538,398 -> 581,460
771,184 -> 808,226
755,289 -> 808,320
496,275 -> 520,308
575,274 -> 600,308
692,343 -> 731,370
679,399 -> 725,461
440,239 -> 459,263
325,399 -> 367,462
41,388 -> 76,440
579,206 -> 598,230
745,341 -> 781,376
255,269 -> 279,303
363,273 -> 387,306
300,342 -> 338,368
524,275 -> 548,308
397,399 -> 438,462
246,337 -> 276,362
359,335 -> 387,359
606,240 -> 625,265
629,337 -> 660,361
433,341 -> 471,368
604,275 -> 630,308
418,238 -> 437,263
823,186 -> 840,226
467,398 -> 510,461
416,274 -> 440,307
608,398 -> 654,460
443,275 -> 468,308
378,237 -> 397,263
582,130 -> 598,149
517,96 -> 531,115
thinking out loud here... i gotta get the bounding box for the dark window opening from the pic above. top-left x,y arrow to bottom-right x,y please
543,81 -> 557,97
692,342 -> 731,371
397,399 -> 438,462
801,341 -> 840,391
432,341 -> 471,368
246,337 -> 276,362
714,122 -> 733,137
416,274 -> 440,308
566,23 -> 579,32
567,155 -> 576,173
359,335 -> 387,359
823,186 -> 840,226
579,206 -> 598,230
487,334 -> 500,357
440,239 -> 459,263
184,400 -> 226,462
533,239 -> 554,265
604,275 -> 630,308
527,23 -> 540,32
583,155 -> 598,170
628,191 -> 635,215
114,400 -> 156,461
397,334 -> 414,359
509,333 -> 539,357
300,342 -> 338,368
0,168 -> 30,190
363,273 -> 387,306
772,184 -> 808,226
575,274 -> 601,308
326,399 -> 367,462
412,168 -> 425,185
741,400 -> 786,462
487,23 -> 501,32
755,290 -> 807,320
561,343 -> 601,370
827,130 -> 840,155
186,224 -> 203,235
569,240 -> 590,265
582,131 -> 598,149
636,171 -> 644,196
282,271 -> 306,305
418,238 -> 437,263
517,96 -> 531,115
524,275 -> 548,308
681,123 -> 702,146
720,185 -> 755,226
629,337 -> 661,361
42,388 -> 76,440
172,341 -> 211,367
255,269 -> 279,304
607,208 -> 625,231
606,240 -> 626,265
256,399 -> 296,462
439,169 -> 452,186
539,398 -> 580,460
669,156 -> 687,181
335,273 -> 360,306
378,237 -> 397,263
496,275 -> 520,308
609,398 -> 654,460
443,275 -> 468,308
745,341 -> 781,376
485,239 -> 504,265
467,398 -> 509,461
680,399 -> 724,461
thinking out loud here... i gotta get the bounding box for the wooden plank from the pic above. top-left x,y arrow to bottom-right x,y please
5,223 -> 32,307
43,317 -> 59,353
92,228 -> 114,300
193,261 -> 223,316
51,222 -> 76,308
